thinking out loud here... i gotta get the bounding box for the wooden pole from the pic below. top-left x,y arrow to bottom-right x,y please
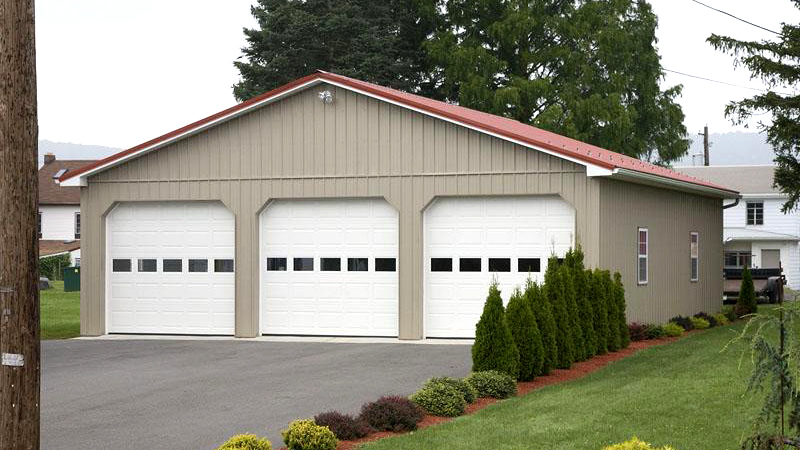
0,1 -> 40,449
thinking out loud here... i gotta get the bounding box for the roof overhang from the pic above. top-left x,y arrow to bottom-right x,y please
609,168 -> 740,199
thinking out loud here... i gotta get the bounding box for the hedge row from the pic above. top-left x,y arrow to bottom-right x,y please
473,247 -> 630,381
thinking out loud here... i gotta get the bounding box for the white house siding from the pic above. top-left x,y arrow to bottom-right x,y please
40,205 -> 80,241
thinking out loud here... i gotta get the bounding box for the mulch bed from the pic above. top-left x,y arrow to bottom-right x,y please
281,333 -> 692,450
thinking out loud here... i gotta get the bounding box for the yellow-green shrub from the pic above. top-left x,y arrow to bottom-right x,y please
281,420 -> 337,450
215,434 -> 272,450
714,313 -> 730,326
689,316 -> 709,330
602,437 -> 676,450
661,322 -> 684,337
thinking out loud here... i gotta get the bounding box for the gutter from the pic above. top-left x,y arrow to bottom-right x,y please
611,168 -> 739,198
723,198 -> 740,209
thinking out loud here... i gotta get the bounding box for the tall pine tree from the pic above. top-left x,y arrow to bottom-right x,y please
559,259 -> 585,362
545,257 -> 574,368
601,270 -> 621,352
506,289 -> 544,381
525,279 -> 557,375
614,272 -> 630,349
472,283 -> 519,378
570,247 -> 596,358
588,269 -> 609,355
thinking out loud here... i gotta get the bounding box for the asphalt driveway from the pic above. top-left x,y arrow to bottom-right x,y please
42,338 -> 471,450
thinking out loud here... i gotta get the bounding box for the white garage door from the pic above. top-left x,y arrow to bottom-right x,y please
424,196 -> 575,338
260,198 -> 398,336
106,202 -> 235,335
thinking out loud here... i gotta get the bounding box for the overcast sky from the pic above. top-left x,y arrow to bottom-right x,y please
36,0 -> 799,150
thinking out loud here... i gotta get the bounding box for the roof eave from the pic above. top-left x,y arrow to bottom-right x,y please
610,168 -> 740,199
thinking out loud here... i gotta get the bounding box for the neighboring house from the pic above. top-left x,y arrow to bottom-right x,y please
677,165 -> 800,289
39,153 -> 95,266
60,72 -> 737,339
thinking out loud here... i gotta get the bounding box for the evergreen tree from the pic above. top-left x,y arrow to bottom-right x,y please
524,279 -> 557,375
571,247 -> 597,358
602,270 -> 621,352
559,262 -> 585,362
737,266 -> 758,316
614,272 -> 630,349
588,269 -> 609,355
506,289 -> 544,381
472,283 -> 519,378
545,257 -> 574,368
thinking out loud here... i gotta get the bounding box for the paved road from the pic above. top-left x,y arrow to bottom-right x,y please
42,339 -> 471,450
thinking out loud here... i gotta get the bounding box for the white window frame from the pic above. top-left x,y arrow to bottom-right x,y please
690,232 -> 699,282
746,201 -> 764,225
74,212 -> 81,239
637,227 -> 648,285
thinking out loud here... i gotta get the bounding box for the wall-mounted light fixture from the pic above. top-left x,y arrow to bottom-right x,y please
318,90 -> 334,104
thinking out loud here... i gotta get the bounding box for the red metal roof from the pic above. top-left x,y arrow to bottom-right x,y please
61,71 -> 737,195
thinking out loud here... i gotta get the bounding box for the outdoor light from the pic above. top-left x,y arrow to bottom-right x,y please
318,90 -> 334,104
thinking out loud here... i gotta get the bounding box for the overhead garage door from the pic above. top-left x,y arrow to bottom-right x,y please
260,198 -> 398,336
424,196 -> 575,338
106,201 -> 235,335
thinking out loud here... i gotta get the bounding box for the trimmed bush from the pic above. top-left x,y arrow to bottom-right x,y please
359,396 -> 423,432
669,316 -> 693,331
714,313 -> 731,326
693,312 -> 717,328
215,434 -> 272,450
602,437 -> 677,450
525,279 -> 558,375
600,271 -> 621,352
505,289 -> 544,381
737,266 -> 758,315
465,370 -> 517,399
472,283 -> 519,378
426,376 -> 477,404
614,272 -> 630,349
662,322 -> 684,337
628,322 -> 648,341
544,258 -> 574,368
570,247 -> 597,359
282,420 -> 337,450
560,257 -> 586,361
690,316 -> 710,330
644,324 -> 666,339
410,380 -> 466,417
588,269 -> 609,355
313,411 -> 370,441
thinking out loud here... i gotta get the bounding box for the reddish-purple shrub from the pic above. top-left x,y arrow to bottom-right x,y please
358,396 -> 424,432
314,411 -> 371,441
628,322 -> 649,341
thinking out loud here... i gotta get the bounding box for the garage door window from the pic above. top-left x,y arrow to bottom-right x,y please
321,258 -> 341,271
347,258 -> 368,271
112,259 -> 131,272
189,259 -> 208,273
375,258 -> 396,272
214,259 -> 235,273
488,258 -> 510,272
293,258 -> 314,271
459,258 -> 481,272
518,258 -> 541,273
163,259 -> 183,273
431,258 -> 452,272
267,258 -> 287,271
137,259 -> 157,273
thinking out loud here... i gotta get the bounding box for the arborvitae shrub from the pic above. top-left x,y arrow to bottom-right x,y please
560,256 -> 585,362
570,247 -> 596,359
281,420 -> 338,450
588,269 -> 609,355
358,396 -> 423,432
601,271 -> 621,352
505,289 -> 544,381
313,411 -> 371,441
737,266 -> 758,315
524,279 -> 557,375
472,283 -> 519,378
544,257 -> 574,368
215,434 -> 272,450
614,272 -> 630,349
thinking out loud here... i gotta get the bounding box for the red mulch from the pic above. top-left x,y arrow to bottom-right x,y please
280,333 -> 694,450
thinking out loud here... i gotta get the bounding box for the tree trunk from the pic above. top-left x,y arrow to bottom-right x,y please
0,1 -> 40,449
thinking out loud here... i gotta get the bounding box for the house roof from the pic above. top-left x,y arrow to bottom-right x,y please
39,240 -> 81,258
39,159 -> 96,204
60,71 -> 738,197
724,228 -> 800,242
675,165 -> 777,195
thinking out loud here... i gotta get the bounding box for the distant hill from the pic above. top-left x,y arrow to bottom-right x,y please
38,140 -> 119,167
674,132 -> 774,167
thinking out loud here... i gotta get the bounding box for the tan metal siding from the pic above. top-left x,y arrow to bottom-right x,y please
81,83 -> 623,338
598,178 -> 723,323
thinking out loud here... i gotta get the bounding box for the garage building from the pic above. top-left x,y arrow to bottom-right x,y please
62,72 -> 738,339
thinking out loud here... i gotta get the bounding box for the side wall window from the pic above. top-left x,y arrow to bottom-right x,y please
38,211 -> 42,239
690,232 -> 699,281
746,202 -> 764,225
637,228 -> 648,285
74,212 -> 81,239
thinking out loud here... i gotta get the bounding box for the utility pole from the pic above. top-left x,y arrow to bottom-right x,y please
698,125 -> 710,166
0,1 -> 40,449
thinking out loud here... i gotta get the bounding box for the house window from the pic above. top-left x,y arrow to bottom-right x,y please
38,211 -> 42,239
724,251 -> 752,268
690,232 -> 699,281
74,212 -> 81,239
637,228 -> 648,285
746,202 -> 764,225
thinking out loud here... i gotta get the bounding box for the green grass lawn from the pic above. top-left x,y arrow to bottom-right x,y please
41,280 -> 80,339
364,321 -> 764,450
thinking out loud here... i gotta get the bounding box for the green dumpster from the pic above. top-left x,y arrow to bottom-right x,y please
63,266 -> 80,292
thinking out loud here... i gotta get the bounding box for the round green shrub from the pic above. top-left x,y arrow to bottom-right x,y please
602,437 -> 677,450
472,283 -> 519,378
281,419 -> 338,450
215,433 -> 272,450
714,313 -> 731,326
410,381 -> 466,417
689,316 -> 709,330
465,370 -> 517,399
426,377 -> 477,404
644,324 -> 666,339
662,322 -> 684,337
